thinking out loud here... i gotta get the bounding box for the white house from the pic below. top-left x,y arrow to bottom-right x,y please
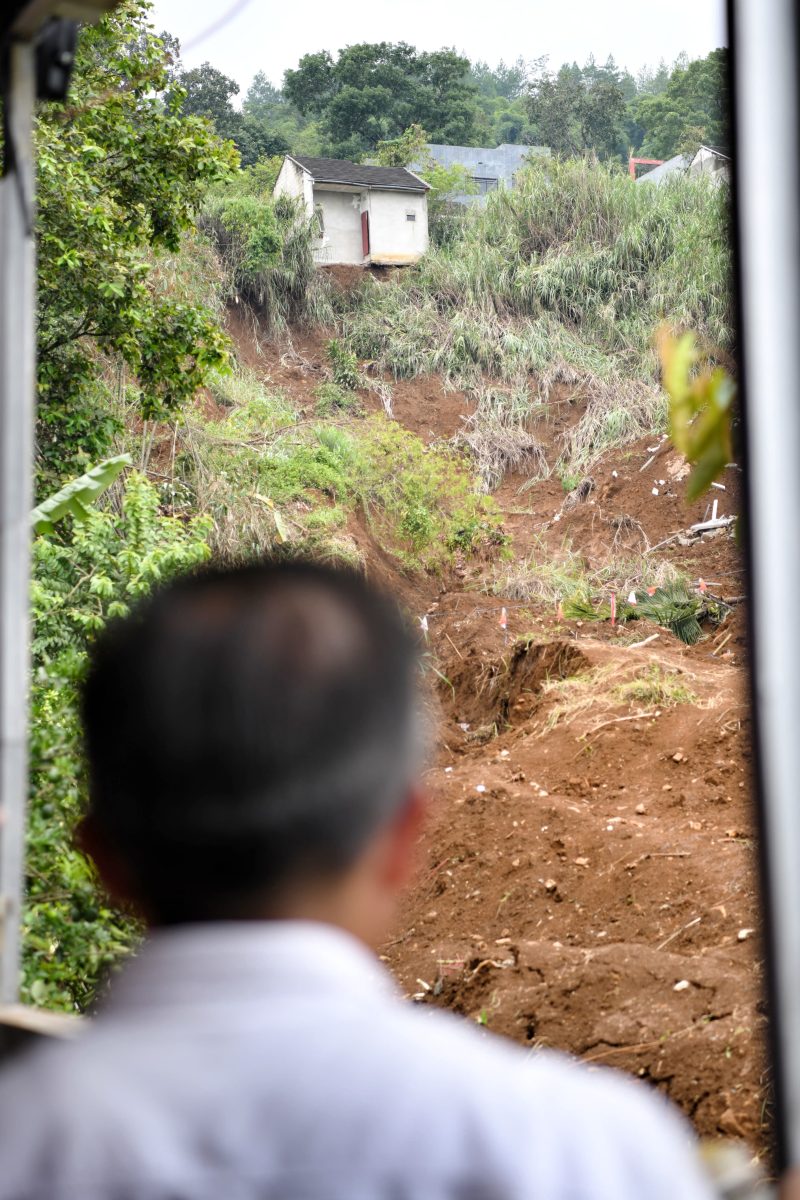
273,155 -> 430,267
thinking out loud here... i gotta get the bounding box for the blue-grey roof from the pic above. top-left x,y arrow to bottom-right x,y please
425,143 -> 549,181
636,154 -> 690,185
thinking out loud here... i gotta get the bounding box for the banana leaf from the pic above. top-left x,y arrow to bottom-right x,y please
31,454 -> 132,535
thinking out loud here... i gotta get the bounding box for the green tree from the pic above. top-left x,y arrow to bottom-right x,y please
244,72 -> 284,115
236,118 -> 290,166
525,59 -> 628,160
284,42 -> 480,157
35,0 -> 236,484
173,60 -> 242,142
374,123 -> 430,167
173,63 -> 292,165
242,70 -> 322,157
470,57 -> 529,101
636,58 -> 672,98
636,48 -> 729,159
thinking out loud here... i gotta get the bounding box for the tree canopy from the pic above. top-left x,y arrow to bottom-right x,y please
525,57 -> 631,161
35,0 -> 236,483
173,61 -> 241,142
168,43 -> 727,169
636,48 -> 729,159
284,42 -> 480,157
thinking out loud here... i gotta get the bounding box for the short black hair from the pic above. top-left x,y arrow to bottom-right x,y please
81,559 -> 422,923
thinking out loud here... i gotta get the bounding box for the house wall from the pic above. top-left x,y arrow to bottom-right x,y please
690,146 -> 731,185
273,158 -> 314,214
367,189 -> 428,265
312,186 -> 366,265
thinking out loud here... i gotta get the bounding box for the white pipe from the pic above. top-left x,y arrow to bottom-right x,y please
0,39 -> 36,1005
734,0 -> 800,1167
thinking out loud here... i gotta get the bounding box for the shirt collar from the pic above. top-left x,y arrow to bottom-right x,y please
100,920 -> 397,1017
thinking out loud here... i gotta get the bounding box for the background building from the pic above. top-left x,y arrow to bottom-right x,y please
423,143 -> 550,205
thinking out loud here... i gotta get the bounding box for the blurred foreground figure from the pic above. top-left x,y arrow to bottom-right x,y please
0,561 -> 714,1199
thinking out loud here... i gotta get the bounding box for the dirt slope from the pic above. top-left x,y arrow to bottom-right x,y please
227,314 -> 763,1149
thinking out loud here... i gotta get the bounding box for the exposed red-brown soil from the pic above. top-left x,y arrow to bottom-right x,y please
221,314 -> 763,1151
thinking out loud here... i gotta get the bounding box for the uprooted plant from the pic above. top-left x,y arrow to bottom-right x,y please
455,386 -> 548,492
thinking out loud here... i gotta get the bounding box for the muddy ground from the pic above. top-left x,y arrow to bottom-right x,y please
224,309 -> 764,1151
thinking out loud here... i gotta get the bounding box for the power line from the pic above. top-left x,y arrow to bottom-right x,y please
181,0 -> 257,53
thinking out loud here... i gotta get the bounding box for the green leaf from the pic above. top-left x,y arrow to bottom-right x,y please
31,454 -> 132,535
660,328 -> 735,500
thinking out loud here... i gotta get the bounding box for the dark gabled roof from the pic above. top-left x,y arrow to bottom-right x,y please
288,156 -> 429,192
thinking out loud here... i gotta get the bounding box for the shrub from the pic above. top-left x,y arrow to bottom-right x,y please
314,381 -> 363,416
25,473 -> 211,1011
201,172 -> 333,333
351,416 -> 504,566
326,338 -> 361,390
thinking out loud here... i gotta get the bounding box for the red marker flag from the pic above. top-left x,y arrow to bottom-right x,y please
499,607 -> 508,631
610,592 -> 617,627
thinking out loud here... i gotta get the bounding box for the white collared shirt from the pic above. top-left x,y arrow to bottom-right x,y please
0,921 -> 714,1200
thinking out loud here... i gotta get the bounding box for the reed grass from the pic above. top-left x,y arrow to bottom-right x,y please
338,159 -> 731,469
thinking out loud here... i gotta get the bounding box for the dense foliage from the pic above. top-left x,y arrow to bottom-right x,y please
200,168 -> 333,332
181,45 -> 727,169
469,57 -> 538,146
35,0 -> 236,486
284,43 -> 480,158
25,474 -> 211,1009
525,57 -> 630,161
636,49 -> 729,159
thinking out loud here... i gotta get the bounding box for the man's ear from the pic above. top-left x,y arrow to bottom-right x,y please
382,786 -> 428,890
76,813 -> 142,914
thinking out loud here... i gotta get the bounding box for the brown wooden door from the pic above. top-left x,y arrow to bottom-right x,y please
361,210 -> 370,258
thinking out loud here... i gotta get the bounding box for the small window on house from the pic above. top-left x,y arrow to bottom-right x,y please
472,176 -> 499,195
313,205 -> 325,237
406,211 -> 416,222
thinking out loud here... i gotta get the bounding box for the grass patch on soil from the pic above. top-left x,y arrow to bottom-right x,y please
493,538 -> 683,609
170,364 -> 504,571
541,661 -> 698,733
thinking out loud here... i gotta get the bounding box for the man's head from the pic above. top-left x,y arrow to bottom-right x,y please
80,559 -> 426,940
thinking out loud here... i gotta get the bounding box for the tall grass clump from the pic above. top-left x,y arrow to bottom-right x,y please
201,171 -> 333,335
340,158 -> 731,469
455,385 -> 548,491
147,228 -> 228,324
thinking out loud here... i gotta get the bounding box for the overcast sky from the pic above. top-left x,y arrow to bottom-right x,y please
147,0 -> 727,95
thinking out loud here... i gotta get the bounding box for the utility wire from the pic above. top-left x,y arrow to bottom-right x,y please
181,0 -> 258,52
